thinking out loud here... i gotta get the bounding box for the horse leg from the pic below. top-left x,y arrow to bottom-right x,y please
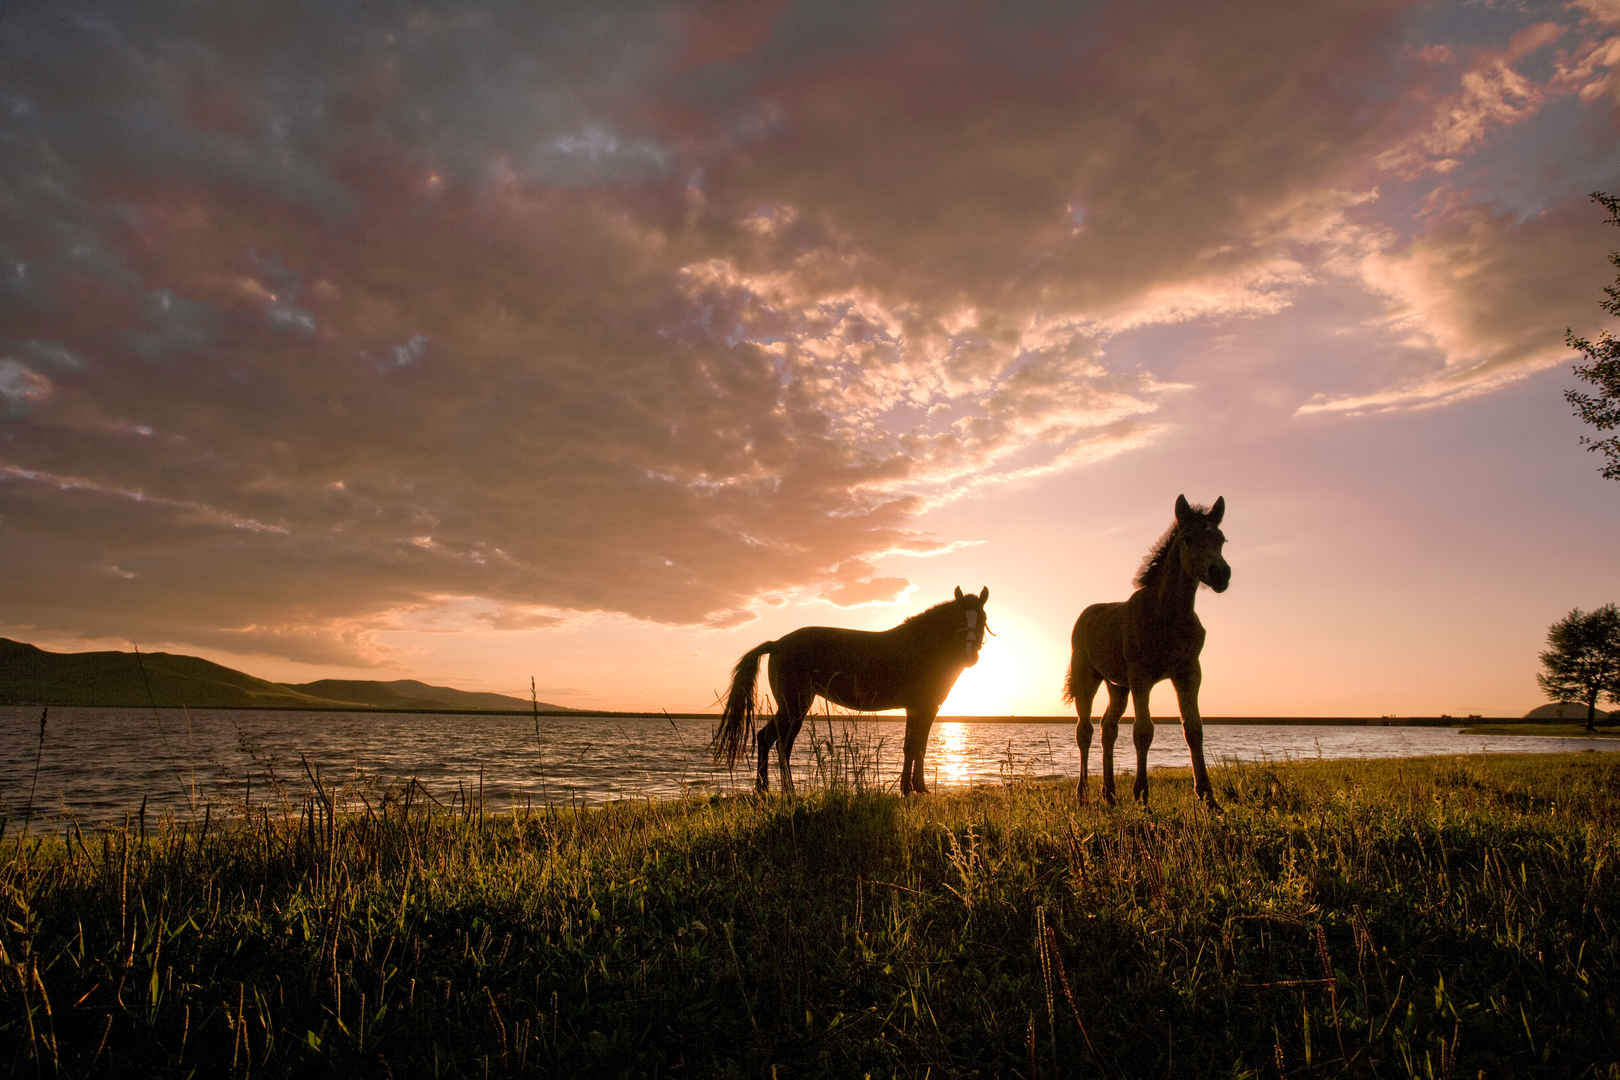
902,705 -> 939,795
1099,683 -> 1128,807
1129,677 -> 1156,805
1172,667 -> 1219,809
1072,670 -> 1102,805
899,715 -> 913,796
755,720 -> 777,793
777,709 -> 807,797
761,662 -> 805,795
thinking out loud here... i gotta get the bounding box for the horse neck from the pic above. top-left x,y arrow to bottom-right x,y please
899,608 -> 960,660
1148,538 -> 1200,617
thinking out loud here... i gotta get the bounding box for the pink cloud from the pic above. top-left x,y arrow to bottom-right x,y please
1377,23 -> 1566,176
1300,195 -> 1618,415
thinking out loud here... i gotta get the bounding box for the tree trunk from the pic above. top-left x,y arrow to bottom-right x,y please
1587,689 -> 1599,732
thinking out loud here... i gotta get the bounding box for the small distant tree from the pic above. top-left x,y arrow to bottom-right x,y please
1537,604 -> 1620,731
1564,191 -> 1620,481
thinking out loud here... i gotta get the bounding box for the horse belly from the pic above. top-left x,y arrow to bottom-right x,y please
815,669 -> 902,712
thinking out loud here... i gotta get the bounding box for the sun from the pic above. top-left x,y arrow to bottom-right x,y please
942,627 -> 1032,717
936,610 -> 1072,717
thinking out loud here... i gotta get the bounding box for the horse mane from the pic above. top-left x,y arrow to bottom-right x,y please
900,598 -> 960,633
1133,501 -> 1212,589
1134,525 -> 1178,589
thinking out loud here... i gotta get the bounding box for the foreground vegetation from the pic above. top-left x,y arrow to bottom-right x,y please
1460,720 -> 1619,738
2,753 -> 1618,1077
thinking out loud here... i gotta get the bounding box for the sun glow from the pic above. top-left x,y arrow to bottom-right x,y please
934,609 -> 1072,718
929,719 -> 972,787
942,627 -> 1030,717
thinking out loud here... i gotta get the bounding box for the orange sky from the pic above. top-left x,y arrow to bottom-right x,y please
2,0 -> 1619,717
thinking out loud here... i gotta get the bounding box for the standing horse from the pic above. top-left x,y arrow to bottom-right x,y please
1064,495 -> 1230,808
711,586 -> 990,795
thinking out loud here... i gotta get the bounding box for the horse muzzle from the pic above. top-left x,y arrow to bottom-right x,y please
1206,564 -> 1231,592
960,606 -> 987,663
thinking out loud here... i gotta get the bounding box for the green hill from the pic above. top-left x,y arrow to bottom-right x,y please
1523,702 -> 1616,721
284,679 -> 539,712
0,638 -> 565,712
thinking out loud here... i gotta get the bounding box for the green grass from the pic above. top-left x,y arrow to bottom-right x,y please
1459,721 -> 1619,738
3,753 -> 1618,1076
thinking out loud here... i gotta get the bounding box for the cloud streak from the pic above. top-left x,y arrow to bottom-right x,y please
1301,196 -> 1619,416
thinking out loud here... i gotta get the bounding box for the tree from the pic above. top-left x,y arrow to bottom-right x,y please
1537,604 -> 1620,731
1564,191 -> 1620,481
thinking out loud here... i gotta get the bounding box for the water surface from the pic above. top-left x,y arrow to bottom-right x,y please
2,707 -> 1614,825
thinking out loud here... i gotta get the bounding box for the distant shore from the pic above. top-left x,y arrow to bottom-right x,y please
10,702 -> 1613,731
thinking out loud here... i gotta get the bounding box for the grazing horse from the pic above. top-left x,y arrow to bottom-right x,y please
1064,495 -> 1230,808
711,586 -> 990,795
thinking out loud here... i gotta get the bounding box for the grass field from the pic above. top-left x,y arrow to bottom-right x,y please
1458,721 -> 1620,738
2,752 -> 1617,1076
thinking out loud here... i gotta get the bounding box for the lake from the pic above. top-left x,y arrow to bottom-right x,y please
3,706 -> 1616,825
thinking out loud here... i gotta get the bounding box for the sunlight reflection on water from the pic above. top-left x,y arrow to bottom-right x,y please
1,706 -> 1615,824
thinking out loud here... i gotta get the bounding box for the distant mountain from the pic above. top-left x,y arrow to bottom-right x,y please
0,638 -> 567,712
285,679 -> 540,712
1523,702 -> 1616,721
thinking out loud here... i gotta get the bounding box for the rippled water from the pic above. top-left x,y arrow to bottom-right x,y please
2,706 -> 1615,825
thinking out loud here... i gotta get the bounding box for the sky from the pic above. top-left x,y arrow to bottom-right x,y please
2,0 -> 1618,719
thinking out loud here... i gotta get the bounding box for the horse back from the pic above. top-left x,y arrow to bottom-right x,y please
771,625 -> 913,709
770,624 -> 943,711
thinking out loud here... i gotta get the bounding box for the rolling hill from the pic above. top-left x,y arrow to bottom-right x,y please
285,679 -> 541,712
1523,701 -> 1616,721
0,638 -> 567,712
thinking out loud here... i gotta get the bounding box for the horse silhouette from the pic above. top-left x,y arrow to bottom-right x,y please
711,586 -> 990,795
1064,495 -> 1229,808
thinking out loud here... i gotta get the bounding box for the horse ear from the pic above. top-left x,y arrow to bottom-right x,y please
1209,496 -> 1225,525
1175,493 -> 1191,523
979,586 -> 989,604
954,586 -> 964,601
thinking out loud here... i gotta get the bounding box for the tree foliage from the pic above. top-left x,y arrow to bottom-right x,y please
1564,191 -> 1620,480
1537,603 -> 1620,729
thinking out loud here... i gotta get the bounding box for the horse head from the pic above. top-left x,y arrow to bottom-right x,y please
1173,494 -> 1230,593
952,585 -> 991,664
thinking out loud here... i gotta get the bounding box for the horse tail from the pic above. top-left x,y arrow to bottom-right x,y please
1061,620 -> 1084,704
711,640 -> 774,768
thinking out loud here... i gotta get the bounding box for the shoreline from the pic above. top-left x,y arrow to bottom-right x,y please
5,703 -> 1605,728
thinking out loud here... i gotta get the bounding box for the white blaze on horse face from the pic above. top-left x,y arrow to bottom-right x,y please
962,606 -> 981,656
